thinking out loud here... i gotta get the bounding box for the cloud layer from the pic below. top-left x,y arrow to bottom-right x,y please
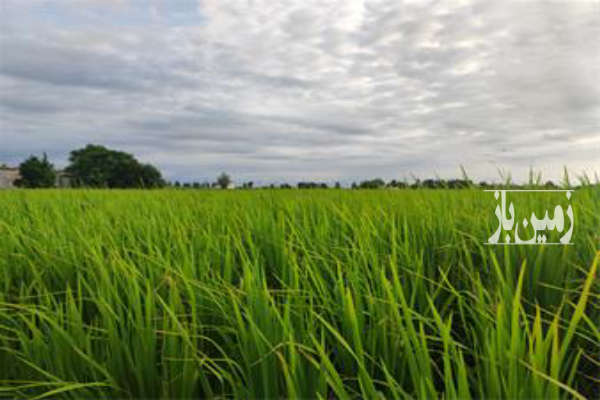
1,0 -> 599,183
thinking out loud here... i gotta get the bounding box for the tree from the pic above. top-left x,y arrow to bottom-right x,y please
216,172 -> 232,189
66,145 -> 164,188
297,181 -> 327,189
388,180 -> 407,189
16,154 -> 56,188
359,178 -> 385,189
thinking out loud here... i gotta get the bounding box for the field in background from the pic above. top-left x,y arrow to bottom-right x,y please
0,189 -> 598,399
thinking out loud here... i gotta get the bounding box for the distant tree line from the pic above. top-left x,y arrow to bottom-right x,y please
297,182 -> 328,189
14,145 -> 164,188
169,177 -> 584,190
171,172 -> 237,189
13,149 -> 595,190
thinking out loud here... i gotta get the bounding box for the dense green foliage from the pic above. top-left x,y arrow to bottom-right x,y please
15,154 -> 56,188
216,173 -> 232,189
66,145 -> 164,188
0,189 -> 598,399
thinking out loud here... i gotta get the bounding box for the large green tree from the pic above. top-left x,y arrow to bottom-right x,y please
216,172 -> 232,189
66,145 -> 164,188
16,154 -> 56,188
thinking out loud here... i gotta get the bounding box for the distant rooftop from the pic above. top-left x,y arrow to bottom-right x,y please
0,165 -> 69,173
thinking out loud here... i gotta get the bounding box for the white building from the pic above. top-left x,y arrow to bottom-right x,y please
0,166 -> 72,188
0,167 -> 20,188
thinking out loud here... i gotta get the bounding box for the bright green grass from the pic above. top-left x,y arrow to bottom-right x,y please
0,189 -> 598,399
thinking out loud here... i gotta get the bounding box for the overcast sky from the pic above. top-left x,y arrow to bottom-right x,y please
1,0 -> 598,184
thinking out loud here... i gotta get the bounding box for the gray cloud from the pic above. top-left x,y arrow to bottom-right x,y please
0,0 -> 598,184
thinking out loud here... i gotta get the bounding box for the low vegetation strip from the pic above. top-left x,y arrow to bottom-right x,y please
0,189 -> 598,399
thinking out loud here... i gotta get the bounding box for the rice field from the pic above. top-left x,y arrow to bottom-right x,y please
0,188 -> 598,399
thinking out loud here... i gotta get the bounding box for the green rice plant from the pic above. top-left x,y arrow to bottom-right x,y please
0,187 -> 598,399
